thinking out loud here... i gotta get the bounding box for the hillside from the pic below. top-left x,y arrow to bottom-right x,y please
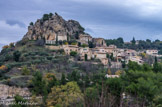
0,13 -> 162,107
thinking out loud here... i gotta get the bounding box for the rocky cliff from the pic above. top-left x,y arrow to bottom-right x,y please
0,84 -> 31,99
23,13 -> 85,41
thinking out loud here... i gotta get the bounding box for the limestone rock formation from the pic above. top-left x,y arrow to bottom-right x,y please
0,84 -> 31,100
23,13 -> 85,42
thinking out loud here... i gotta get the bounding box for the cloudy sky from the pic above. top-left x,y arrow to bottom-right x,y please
1,0 -> 162,49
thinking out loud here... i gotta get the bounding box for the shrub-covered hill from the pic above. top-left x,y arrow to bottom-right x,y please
1,13 -> 162,107
0,39 -> 104,87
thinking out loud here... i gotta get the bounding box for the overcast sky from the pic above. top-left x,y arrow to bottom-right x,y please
1,0 -> 162,49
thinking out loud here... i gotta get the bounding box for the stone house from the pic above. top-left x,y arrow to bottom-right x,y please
95,52 -> 107,59
63,45 -> 79,55
79,34 -> 92,45
116,49 -> 128,60
45,34 -> 67,45
125,49 -> 137,56
93,47 -> 107,53
126,56 -> 144,65
78,47 -> 92,60
104,45 -> 117,55
146,50 -> 158,55
93,38 -> 107,47
105,74 -> 119,78
113,49 -> 119,57
108,45 -> 117,49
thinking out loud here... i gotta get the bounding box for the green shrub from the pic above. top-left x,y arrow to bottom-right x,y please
70,51 -> 77,56
31,59 -> 42,64
30,22 -> 34,26
21,66 -> 30,75
4,54 -> 13,61
81,44 -> 88,48
49,13 -> 53,18
13,51 -> 21,62
39,52 -> 49,56
0,62 -> 3,66
42,14 -> 49,21
47,56 -> 53,60
16,38 -> 29,46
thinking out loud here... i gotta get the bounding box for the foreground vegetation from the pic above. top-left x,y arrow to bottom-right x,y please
0,39 -> 162,107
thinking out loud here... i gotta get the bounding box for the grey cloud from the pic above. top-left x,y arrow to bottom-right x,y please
6,20 -> 26,28
0,0 -> 162,50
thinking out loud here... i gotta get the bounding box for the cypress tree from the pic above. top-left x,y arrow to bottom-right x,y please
61,73 -> 66,85
153,56 -> 159,73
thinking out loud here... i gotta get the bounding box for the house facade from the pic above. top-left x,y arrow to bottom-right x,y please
79,34 -> 92,45
146,50 -> 158,55
93,38 -> 107,47
63,45 -> 79,55
79,47 -> 92,60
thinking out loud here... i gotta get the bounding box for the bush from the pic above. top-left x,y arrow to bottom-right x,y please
58,40 -> 63,45
47,56 -> 53,60
30,22 -> 34,26
13,51 -> 21,62
31,59 -> 42,64
42,14 -> 49,21
0,48 -> 12,55
21,66 -> 30,75
2,45 -> 9,49
68,40 -> 77,45
0,62 -> 3,66
39,52 -> 49,56
49,13 -> 53,18
0,65 -> 8,71
4,54 -> 13,61
70,51 -> 77,56
13,95 -> 27,107
6,62 -> 23,69
71,42 -> 77,45
81,44 -> 88,48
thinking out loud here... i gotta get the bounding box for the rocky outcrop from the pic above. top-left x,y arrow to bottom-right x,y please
23,13 -> 85,41
0,84 -> 31,100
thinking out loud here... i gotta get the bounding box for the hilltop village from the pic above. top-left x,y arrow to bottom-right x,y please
24,13 -> 161,67
0,13 -> 162,106
45,34 -> 161,66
